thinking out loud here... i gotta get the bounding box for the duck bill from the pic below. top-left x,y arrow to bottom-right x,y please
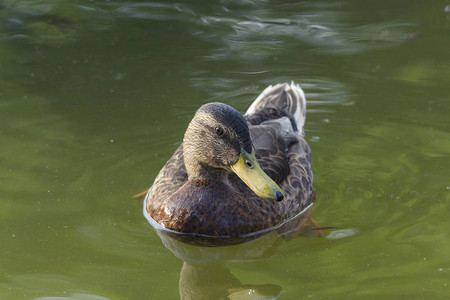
230,148 -> 285,201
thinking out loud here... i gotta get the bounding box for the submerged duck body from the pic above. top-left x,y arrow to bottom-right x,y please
146,82 -> 313,241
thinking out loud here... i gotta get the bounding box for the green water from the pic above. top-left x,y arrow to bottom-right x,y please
1,0 -> 449,299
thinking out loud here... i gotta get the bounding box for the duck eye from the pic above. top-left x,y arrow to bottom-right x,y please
215,126 -> 224,136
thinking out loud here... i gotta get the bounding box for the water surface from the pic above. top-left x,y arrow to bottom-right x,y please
1,0 -> 449,299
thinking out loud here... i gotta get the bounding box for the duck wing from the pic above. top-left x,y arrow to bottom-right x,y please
245,82 -> 313,209
146,145 -> 187,212
245,82 -> 306,134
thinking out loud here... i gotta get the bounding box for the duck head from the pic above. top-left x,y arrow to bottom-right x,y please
183,102 -> 284,201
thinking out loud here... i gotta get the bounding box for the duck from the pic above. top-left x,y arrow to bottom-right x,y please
144,82 -> 313,243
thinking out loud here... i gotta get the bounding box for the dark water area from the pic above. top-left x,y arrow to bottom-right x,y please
1,1 -> 449,299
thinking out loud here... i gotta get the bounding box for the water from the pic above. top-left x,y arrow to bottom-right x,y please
1,0 -> 449,299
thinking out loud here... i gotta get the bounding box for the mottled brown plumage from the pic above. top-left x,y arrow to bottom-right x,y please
145,82 -> 313,245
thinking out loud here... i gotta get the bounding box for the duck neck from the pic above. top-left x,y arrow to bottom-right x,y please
185,159 -> 229,182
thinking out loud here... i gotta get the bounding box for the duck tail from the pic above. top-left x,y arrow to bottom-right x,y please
245,82 -> 306,131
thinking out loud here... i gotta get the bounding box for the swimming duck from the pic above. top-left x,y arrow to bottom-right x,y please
145,82 -> 313,241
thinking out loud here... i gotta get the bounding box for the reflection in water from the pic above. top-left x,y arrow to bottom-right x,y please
197,14 -> 415,60
180,262 -> 281,300
325,228 -> 358,240
35,293 -> 110,300
161,231 -> 284,299
150,208 -> 316,299
1,1 -> 417,89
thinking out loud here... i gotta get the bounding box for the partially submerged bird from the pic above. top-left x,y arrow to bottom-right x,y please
144,82 -> 313,243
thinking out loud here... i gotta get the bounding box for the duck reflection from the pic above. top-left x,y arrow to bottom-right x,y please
152,210 -> 318,300
179,262 -> 281,300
